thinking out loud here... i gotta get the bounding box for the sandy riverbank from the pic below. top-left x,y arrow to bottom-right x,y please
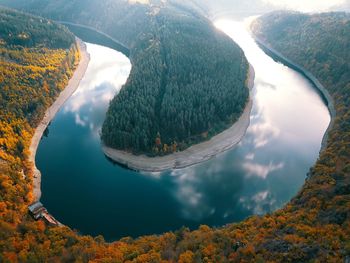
103,64 -> 255,172
29,38 -> 90,202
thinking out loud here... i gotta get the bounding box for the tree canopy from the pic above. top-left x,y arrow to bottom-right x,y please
0,6 -> 349,262
1,0 -> 250,155
101,6 -> 249,155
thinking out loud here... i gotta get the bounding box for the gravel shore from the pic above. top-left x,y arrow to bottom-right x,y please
103,64 -> 255,172
29,39 -> 90,201
253,37 -> 336,151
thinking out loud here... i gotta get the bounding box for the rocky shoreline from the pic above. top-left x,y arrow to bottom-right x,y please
103,64 -> 255,172
253,37 -> 336,152
29,39 -> 90,201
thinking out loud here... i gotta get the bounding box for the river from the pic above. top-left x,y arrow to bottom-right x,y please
37,19 -> 330,241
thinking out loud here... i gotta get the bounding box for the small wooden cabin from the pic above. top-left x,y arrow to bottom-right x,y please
28,202 -> 60,225
28,202 -> 47,220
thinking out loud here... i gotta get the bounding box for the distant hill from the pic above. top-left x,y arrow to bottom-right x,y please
2,0 -> 250,155
0,7 -> 349,263
0,0 -> 150,46
252,11 -> 350,93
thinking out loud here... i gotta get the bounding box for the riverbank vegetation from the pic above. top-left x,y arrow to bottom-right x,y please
0,8 -> 78,161
0,8 -> 80,261
101,7 -> 249,155
3,0 -> 249,156
0,5 -> 349,262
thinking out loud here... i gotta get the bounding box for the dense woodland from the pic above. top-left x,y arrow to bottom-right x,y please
1,0 -> 249,155
0,8 -> 81,261
0,0 -> 156,47
0,5 -> 349,263
101,7 -> 249,154
0,8 -> 78,162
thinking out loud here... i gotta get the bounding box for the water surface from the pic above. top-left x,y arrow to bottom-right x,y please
38,20 -> 330,241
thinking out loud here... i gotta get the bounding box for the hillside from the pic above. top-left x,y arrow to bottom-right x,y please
0,7 -> 349,263
0,8 -> 78,162
251,11 -> 350,94
101,7 -> 249,155
0,7 -> 82,262
1,0 -> 250,155
0,0 -> 150,47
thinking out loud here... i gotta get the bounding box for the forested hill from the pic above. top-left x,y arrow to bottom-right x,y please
0,0 -> 150,47
102,6 -> 249,154
0,7 -> 78,197
0,8 -> 350,263
0,8 -> 81,262
2,0 -> 250,155
251,11 -> 350,92
0,8 -> 74,49
0,7 -> 78,134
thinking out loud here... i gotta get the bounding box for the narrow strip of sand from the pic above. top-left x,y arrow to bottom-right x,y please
103,64 -> 255,172
29,38 -> 90,202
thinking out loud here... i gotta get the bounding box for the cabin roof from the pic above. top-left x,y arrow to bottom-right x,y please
28,202 -> 44,213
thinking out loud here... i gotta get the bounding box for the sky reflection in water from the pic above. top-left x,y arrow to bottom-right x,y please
164,19 -> 330,223
38,21 -> 330,240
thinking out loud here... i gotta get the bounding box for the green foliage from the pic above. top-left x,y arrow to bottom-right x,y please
0,0 -> 153,47
0,7 -> 78,163
0,6 -> 349,262
0,8 -> 74,48
0,7 -> 79,261
1,0 -> 249,155
101,6 -> 249,155
251,11 -> 350,97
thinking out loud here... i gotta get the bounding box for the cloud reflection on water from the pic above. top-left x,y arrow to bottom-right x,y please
166,19 -> 330,222
48,26 -> 330,226
62,43 -> 131,137
39,22 -> 331,238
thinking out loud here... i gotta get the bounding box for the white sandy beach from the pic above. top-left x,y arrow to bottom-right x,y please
29,39 -> 90,201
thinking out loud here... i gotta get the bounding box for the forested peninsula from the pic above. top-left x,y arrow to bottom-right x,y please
2,0 -> 250,156
0,4 -> 349,262
101,8 -> 249,156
